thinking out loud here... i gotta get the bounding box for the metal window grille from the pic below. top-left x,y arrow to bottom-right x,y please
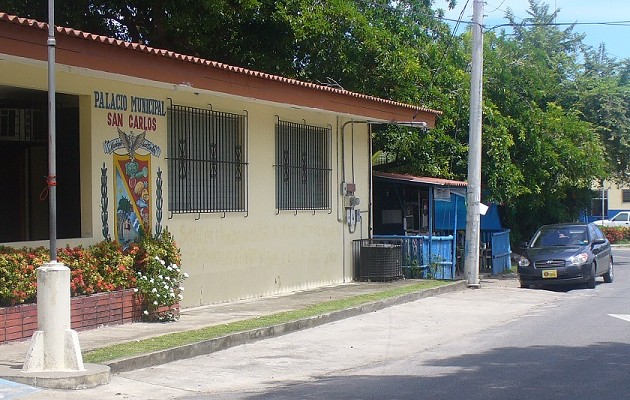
167,104 -> 248,214
275,119 -> 331,212
623,189 -> 630,203
0,107 -> 46,143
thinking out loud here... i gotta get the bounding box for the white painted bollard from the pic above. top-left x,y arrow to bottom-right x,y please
22,261 -> 84,372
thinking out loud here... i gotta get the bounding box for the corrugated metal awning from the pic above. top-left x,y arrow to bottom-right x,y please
373,171 -> 467,187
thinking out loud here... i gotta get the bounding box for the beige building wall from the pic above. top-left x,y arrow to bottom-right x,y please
602,182 -> 630,216
0,55 -> 371,306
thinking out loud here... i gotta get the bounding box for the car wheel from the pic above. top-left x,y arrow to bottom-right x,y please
519,281 -> 530,289
586,263 -> 597,289
603,258 -> 614,283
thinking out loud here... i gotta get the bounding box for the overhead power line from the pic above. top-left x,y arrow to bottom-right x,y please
437,16 -> 630,30
488,20 -> 630,30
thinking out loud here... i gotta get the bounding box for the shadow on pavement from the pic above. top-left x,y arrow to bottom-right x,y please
527,281 -> 606,292
227,342 -> 630,400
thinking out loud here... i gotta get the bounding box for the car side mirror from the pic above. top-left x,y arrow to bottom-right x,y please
519,241 -> 529,249
592,238 -> 606,245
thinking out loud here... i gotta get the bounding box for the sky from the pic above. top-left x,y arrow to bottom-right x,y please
436,0 -> 630,59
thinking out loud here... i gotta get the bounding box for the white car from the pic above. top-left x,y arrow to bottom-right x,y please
593,211 -> 630,227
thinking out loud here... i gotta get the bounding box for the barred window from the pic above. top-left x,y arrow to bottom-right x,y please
0,108 -> 46,142
275,119 -> 331,212
167,105 -> 247,214
623,189 -> 630,203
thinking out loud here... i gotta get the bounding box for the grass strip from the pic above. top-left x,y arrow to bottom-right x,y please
83,280 -> 450,364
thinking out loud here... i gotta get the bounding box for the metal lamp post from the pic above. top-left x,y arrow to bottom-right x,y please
22,0 -> 85,374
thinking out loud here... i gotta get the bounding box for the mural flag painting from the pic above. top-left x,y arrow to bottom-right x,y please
114,152 -> 151,245
100,93 -> 164,246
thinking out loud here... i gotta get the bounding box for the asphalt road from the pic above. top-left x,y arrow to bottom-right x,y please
188,248 -> 630,400
10,249 -> 629,400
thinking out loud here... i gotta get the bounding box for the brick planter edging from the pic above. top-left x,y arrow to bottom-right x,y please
0,289 -> 143,344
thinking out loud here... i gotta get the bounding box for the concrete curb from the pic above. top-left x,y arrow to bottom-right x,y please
106,280 -> 468,373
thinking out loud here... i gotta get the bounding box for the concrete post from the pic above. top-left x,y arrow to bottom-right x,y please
464,0 -> 484,288
22,262 -> 84,372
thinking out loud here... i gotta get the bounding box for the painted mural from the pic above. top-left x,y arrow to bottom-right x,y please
99,91 -> 164,246
114,151 -> 150,244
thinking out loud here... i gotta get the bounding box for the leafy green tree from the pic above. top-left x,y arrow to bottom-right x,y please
117,197 -> 132,213
476,1 -> 607,239
573,44 -> 630,185
2,0 -> 626,241
0,0 -> 297,74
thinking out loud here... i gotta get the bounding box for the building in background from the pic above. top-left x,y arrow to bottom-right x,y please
589,182 -> 630,222
0,12 -> 439,306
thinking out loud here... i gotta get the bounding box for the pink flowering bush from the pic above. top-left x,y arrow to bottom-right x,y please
0,246 -> 46,305
599,227 -> 630,244
0,230 -> 186,321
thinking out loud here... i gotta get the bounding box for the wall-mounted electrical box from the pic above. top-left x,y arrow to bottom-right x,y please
341,182 -> 356,196
344,195 -> 360,208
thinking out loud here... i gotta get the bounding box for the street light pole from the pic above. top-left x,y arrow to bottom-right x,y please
47,0 -> 57,260
464,0 -> 484,288
21,0 -> 87,376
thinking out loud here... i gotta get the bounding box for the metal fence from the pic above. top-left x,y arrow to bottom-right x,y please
489,229 -> 512,275
373,235 -> 455,280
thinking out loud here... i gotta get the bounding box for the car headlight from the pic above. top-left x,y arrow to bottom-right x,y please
567,252 -> 588,266
518,256 -> 530,267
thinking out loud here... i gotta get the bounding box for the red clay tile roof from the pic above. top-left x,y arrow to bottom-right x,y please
373,171 -> 467,187
0,12 -> 441,117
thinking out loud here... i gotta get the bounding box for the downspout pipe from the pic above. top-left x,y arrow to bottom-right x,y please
338,119 -> 429,224
338,119 -> 430,283
338,120 -> 377,283
338,120 -> 373,223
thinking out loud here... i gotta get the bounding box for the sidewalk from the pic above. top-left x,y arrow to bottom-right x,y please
0,279 -> 469,378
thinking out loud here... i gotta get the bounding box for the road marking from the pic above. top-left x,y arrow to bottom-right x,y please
608,314 -> 630,322
0,378 -> 40,399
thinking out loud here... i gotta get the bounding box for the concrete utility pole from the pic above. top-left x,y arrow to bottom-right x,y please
464,0 -> 484,288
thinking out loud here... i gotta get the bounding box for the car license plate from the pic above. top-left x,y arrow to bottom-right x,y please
542,269 -> 557,279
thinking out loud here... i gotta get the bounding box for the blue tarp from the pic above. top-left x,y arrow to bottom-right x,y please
481,202 -> 503,230
434,193 -> 502,231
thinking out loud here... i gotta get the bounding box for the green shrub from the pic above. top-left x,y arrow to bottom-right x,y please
0,231 -> 186,320
0,246 -> 45,305
91,240 -> 136,291
57,245 -> 103,296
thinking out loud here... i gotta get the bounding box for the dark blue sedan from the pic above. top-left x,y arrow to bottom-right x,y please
517,223 -> 613,289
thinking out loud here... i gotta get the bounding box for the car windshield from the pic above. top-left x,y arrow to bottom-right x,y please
530,226 -> 589,247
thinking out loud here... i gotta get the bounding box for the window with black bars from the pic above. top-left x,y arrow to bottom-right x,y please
0,107 -> 46,143
167,104 -> 247,214
275,119 -> 331,212
623,189 -> 630,203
